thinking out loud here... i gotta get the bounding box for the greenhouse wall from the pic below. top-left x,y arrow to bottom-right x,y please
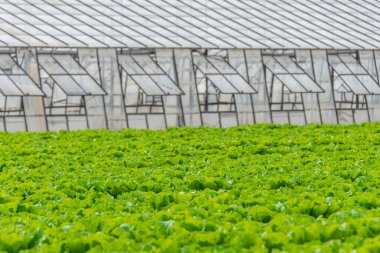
0,48 -> 379,132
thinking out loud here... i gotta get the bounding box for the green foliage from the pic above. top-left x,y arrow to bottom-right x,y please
0,124 -> 379,252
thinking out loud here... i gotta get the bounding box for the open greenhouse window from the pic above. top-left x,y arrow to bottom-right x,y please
192,51 -> 256,114
328,54 -> 380,119
263,55 -> 323,123
0,53 -> 45,131
118,52 -> 183,125
0,54 -> 44,96
38,53 -> 105,120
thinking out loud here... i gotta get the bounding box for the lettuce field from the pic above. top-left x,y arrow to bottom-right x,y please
0,124 -> 379,252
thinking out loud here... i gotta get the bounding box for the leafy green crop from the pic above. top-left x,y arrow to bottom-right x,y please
0,124 -> 379,252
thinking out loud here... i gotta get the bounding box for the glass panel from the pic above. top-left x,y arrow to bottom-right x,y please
52,55 -> 87,74
0,55 -> 24,74
356,75 -> 380,94
340,75 -> 369,94
47,116 -> 68,131
275,74 -> 306,92
50,75 -> 87,96
202,113 -> 220,127
295,50 -> 321,123
263,56 -> 288,74
77,49 -> 107,129
175,49 -> 202,127
295,50 -> 315,77
338,55 -> 368,74
78,48 -> 102,83
124,81 -> 139,107
128,115 -> 148,129
244,49 -> 271,123
5,117 -> 26,133
224,75 -> 256,93
193,55 -> 219,74
292,74 -> 323,92
51,81 -> 67,105
156,49 -> 176,78
131,55 -> 163,74
207,57 -> 236,74
311,50 -> 338,124
150,75 -> 183,95
38,55 -> 66,74
220,113 -> 238,128
337,55 -> 358,64
118,55 -> 144,74
130,75 -> 164,95
0,75 -> 23,95
42,79 -> 53,98
147,114 -> 166,130
227,49 -> 255,125
8,75 -> 44,96
328,55 -> 351,74
97,48 -> 127,130
5,96 -> 22,111
206,75 -> 237,93
68,116 -> 87,130
16,48 -> 48,131
359,50 -> 378,82
156,49 -> 185,126
274,56 -> 303,73
71,75 -> 106,95
334,77 -> 350,92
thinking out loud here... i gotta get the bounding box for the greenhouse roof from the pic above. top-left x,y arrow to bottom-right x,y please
0,0 -> 380,49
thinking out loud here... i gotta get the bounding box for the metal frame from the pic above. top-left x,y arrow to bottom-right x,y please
0,52 -> 44,132
0,47 -> 379,131
37,50 -> 106,130
118,51 -> 183,129
328,52 -> 380,123
192,49 -> 257,127
2,1 -> 380,130
263,52 -> 324,125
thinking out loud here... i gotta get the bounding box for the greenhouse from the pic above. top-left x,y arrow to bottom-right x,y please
1,0 -> 380,131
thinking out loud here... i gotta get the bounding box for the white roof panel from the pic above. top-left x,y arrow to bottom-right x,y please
0,0 -> 378,49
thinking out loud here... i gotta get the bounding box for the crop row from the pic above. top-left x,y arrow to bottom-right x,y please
0,124 -> 379,252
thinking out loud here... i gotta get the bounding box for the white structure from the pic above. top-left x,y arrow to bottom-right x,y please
1,0 -> 380,131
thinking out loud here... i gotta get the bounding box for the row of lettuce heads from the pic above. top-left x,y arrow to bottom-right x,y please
0,124 -> 379,252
